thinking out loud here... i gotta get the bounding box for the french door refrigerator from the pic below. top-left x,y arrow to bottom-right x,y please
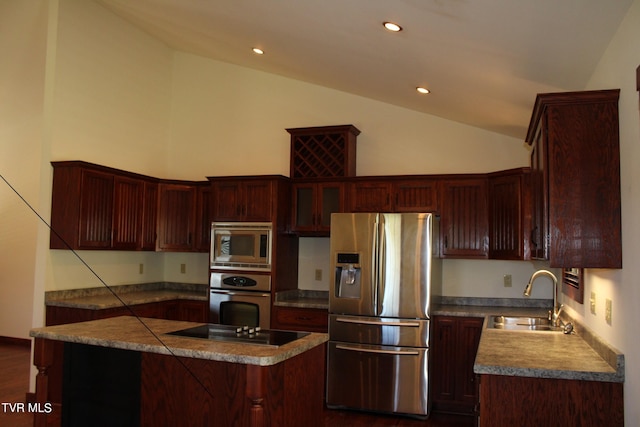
326,212 -> 441,418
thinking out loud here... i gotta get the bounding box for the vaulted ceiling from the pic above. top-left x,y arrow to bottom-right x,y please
97,0 -> 633,139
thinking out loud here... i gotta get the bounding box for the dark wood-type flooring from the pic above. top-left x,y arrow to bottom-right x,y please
0,341 -> 473,427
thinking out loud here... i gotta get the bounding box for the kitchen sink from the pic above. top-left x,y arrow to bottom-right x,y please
488,315 -> 563,332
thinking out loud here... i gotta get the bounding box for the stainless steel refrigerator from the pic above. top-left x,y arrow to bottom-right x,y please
326,212 -> 441,418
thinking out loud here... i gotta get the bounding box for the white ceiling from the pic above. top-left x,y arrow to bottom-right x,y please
96,0 -> 633,139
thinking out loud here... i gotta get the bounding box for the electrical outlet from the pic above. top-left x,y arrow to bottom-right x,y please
605,299 -> 612,324
503,274 -> 512,287
590,292 -> 597,315
315,269 -> 323,281
180,263 -> 186,274
139,263 -> 144,274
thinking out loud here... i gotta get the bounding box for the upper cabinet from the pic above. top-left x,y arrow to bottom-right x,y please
50,162 -> 157,251
208,176 -> 291,227
347,177 -> 439,213
440,177 -> 489,259
156,181 -> 211,253
288,125 -> 359,179
291,179 -> 345,235
525,89 -> 622,268
488,168 -> 531,260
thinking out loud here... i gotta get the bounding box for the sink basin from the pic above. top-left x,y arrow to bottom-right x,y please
489,315 -> 563,332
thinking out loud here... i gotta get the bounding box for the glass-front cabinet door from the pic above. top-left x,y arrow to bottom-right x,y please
292,181 -> 344,235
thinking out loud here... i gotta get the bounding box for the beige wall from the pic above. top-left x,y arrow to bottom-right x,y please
0,0 -> 48,340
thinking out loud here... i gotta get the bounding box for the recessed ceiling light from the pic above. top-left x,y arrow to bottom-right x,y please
252,47 -> 264,55
416,87 -> 430,94
383,21 -> 402,32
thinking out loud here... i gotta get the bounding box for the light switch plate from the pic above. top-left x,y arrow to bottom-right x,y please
605,299 -> 612,324
590,292 -> 597,315
503,274 -> 512,287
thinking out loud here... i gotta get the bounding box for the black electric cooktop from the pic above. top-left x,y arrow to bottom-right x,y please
166,324 -> 309,347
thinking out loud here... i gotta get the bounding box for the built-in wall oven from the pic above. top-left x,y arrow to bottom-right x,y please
209,222 -> 274,329
209,272 -> 271,329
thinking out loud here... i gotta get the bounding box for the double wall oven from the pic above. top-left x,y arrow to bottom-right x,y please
209,222 -> 273,329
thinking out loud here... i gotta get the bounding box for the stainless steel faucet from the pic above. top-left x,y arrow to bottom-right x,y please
524,269 -> 563,327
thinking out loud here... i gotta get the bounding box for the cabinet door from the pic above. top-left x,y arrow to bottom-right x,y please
348,180 -> 392,212
211,180 -> 273,221
211,181 -> 243,221
488,170 -> 530,260
440,179 -> 488,258
292,183 -> 317,232
156,184 -> 196,251
112,176 -> 144,250
78,169 -> 114,249
194,184 -> 212,252
140,181 -> 158,251
431,316 -> 483,415
393,179 -> 439,212
292,181 -> 344,234
530,127 -> 548,260
242,181 -> 273,221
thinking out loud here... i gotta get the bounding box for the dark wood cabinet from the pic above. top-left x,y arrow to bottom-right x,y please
156,183 -> 197,251
140,181 -> 159,250
77,169 -> 114,249
46,299 -> 208,326
194,183 -> 212,251
209,175 -> 292,235
288,124 -> 359,179
112,176 -> 144,250
431,316 -> 483,415
440,177 -> 488,258
347,177 -> 439,213
155,181 -> 210,252
393,178 -> 439,213
348,179 -> 392,212
209,177 -> 283,222
50,162 -> 158,251
271,306 -> 328,332
479,374 -> 623,426
291,180 -> 344,235
488,168 -> 531,260
525,89 -> 622,268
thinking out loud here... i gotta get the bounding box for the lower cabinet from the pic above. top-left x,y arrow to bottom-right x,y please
46,300 -> 208,326
478,374 -> 623,426
430,316 -> 483,414
271,306 -> 328,333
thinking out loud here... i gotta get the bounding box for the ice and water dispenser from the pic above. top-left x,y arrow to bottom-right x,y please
334,253 -> 361,299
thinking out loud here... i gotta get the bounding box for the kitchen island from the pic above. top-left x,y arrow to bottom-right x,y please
30,316 -> 328,427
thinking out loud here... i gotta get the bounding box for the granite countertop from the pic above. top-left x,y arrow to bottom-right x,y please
29,316 -> 328,367
45,282 -> 208,309
431,298 -> 624,383
474,325 -> 623,382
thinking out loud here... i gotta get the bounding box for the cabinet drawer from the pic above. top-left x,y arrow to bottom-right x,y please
272,306 -> 328,332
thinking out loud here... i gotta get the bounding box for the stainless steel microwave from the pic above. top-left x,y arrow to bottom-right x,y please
210,222 -> 272,271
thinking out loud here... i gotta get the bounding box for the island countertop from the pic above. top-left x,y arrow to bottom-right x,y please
30,315 -> 328,366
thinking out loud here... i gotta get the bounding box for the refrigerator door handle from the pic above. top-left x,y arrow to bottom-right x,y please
372,218 -> 380,314
335,344 -> 421,356
335,317 -> 422,327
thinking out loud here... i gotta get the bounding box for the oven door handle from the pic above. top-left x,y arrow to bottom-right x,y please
210,289 -> 270,298
335,317 -> 422,328
335,344 -> 420,356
